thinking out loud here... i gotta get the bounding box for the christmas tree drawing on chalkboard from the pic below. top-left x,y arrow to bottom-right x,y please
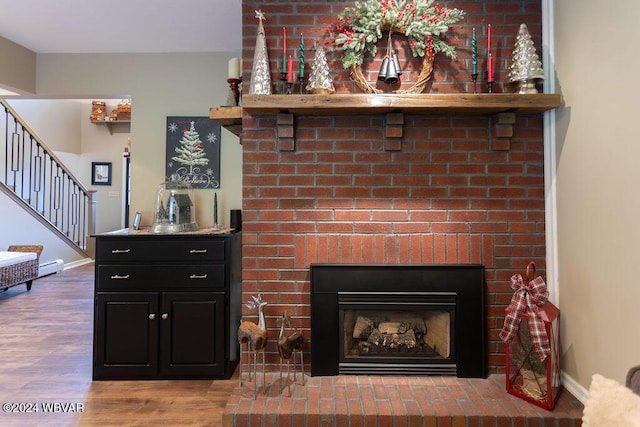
172,121 -> 209,174
166,116 -> 220,189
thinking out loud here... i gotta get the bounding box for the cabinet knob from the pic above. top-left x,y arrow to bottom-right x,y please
162,313 -> 169,320
189,274 -> 208,279
110,274 -> 130,280
149,314 -> 156,320
189,249 -> 208,254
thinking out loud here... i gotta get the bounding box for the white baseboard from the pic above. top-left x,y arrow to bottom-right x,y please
562,371 -> 589,404
63,258 -> 93,270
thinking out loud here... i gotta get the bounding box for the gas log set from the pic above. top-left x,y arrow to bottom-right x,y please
347,311 -> 450,358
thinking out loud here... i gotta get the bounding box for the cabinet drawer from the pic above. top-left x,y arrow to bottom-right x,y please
97,264 -> 225,290
97,238 -> 226,262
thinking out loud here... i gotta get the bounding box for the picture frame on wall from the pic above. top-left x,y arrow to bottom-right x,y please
91,162 -> 112,186
165,116 -> 221,189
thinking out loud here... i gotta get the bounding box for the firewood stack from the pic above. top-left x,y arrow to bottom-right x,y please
90,101 -> 107,121
110,99 -> 132,121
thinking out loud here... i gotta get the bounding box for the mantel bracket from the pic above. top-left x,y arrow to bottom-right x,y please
277,113 -> 295,151
385,113 -> 404,151
491,112 -> 516,150
263,105 -> 551,152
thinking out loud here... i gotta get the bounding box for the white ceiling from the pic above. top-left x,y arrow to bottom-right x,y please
0,0 -> 242,53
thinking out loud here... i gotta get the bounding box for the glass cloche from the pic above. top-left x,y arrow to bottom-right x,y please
149,181 -> 199,233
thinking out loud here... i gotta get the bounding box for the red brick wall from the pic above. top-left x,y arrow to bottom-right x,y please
241,0 -> 544,372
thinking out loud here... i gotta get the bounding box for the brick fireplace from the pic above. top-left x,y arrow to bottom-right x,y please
240,0 -> 546,374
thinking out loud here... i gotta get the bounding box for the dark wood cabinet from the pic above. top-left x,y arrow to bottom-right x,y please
160,291 -> 225,377
95,292 -> 158,377
92,230 -> 241,380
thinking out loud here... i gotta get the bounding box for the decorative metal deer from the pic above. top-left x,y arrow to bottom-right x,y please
277,311 -> 304,395
237,294 -> 268,398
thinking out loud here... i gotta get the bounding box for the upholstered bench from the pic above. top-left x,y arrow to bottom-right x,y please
0,245 -> 43,291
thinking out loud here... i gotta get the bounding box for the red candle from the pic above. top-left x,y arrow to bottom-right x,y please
487,24 -> 493,83
282,27 -> 286,55
287,55 -> 293,82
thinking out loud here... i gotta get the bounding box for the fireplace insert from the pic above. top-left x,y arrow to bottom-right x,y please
310,264 -> 487,378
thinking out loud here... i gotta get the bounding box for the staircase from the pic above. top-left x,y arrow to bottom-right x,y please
0,99 -> 94,256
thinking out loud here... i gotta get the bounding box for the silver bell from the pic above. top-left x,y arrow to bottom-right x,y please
378,57 -> 389,82
384,59 -> 399,84
392,52 -> 402,76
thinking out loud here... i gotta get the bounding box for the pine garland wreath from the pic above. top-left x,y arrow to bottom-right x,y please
333,0 -> 465,67
330,0 -> 464,93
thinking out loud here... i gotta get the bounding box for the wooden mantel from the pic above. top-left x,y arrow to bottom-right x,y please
241,93 -> 561,116
210,93 -> 561,150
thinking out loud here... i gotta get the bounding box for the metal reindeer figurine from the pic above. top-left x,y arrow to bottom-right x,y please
277,311 -> 304,395
238,294 -> 268,398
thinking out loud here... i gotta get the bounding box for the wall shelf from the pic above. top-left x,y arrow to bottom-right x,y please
91,120 -> 131,135
209,106 -> 242,137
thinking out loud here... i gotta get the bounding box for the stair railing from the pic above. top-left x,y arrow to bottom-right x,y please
0,99 -> 94,254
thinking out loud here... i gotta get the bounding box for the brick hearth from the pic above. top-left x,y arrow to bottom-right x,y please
223,374 -> 583,426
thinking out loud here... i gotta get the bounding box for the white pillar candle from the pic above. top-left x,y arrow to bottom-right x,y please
228,57 -> 241,79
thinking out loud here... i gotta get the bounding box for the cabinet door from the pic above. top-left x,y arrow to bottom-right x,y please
160,292 -> 225,377
93,292 -> 158,379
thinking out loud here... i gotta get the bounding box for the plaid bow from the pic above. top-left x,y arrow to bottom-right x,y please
499,268 -> 550,361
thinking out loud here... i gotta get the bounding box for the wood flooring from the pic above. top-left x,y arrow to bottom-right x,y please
0,262 -> 236,427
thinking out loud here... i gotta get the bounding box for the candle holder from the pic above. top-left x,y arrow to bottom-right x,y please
485,71 -> 494,93
280,72 -> 288,94
471,73 -> 478,94
299,76 -> 305,94
286,82 -> 293,95
226,78 -> 242,106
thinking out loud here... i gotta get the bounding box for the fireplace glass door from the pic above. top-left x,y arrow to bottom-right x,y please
338,291 -> 456,375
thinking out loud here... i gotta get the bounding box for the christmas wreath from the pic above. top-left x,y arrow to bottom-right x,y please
331,0 -> 465,93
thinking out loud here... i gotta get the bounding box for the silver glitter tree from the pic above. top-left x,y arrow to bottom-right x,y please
507,23 -> 544,94
305,44 -> 335,94
249,10 -> 272,95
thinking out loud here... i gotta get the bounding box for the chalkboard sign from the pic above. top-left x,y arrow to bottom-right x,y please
165,116 -> 221,189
